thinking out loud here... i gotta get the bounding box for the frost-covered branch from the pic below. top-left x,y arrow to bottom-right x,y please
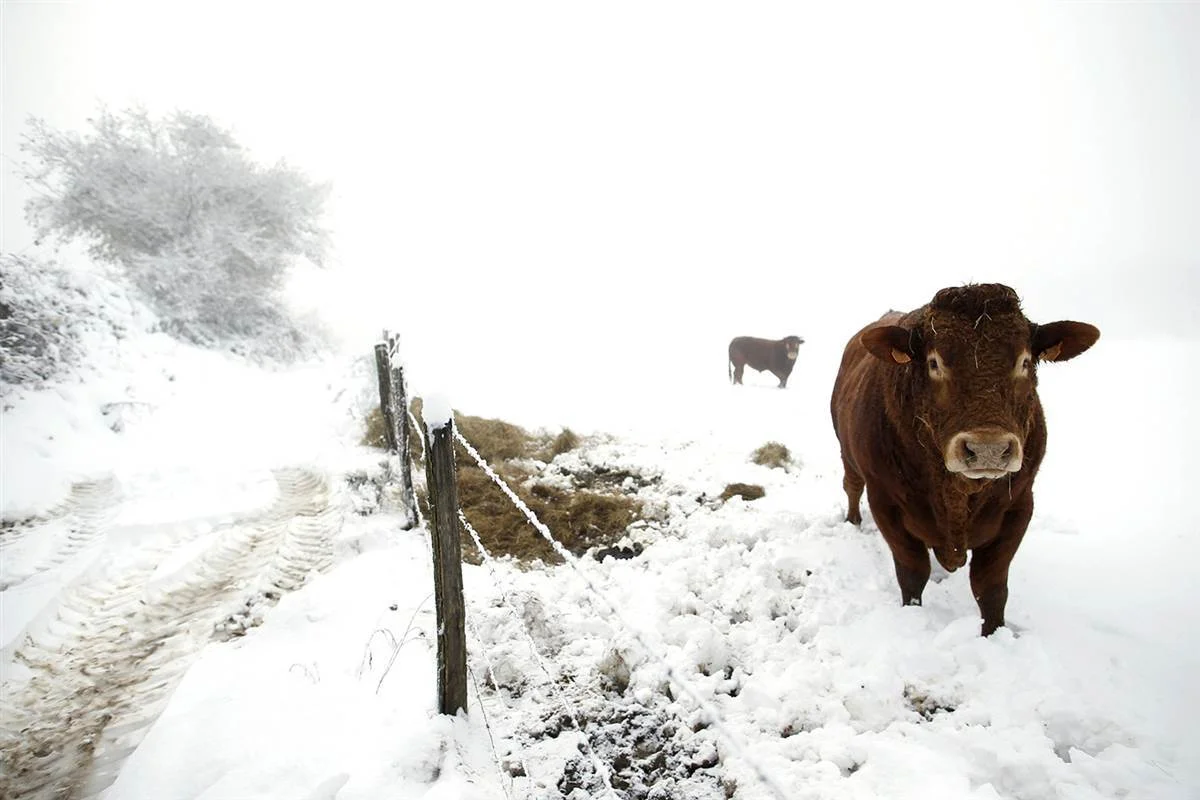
16,106 -> 333,363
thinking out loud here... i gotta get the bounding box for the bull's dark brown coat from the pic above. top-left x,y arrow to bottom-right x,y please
830,284 -> 1099,635
729,336 -> 805,388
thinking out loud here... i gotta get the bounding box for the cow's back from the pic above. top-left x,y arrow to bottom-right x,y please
729,336 -> 770,353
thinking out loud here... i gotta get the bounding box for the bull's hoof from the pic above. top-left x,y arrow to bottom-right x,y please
847,510 -> 862,526
933,547 -> 967,572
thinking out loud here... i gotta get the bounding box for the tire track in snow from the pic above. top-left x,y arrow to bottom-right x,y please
0,477 -> 120,591
0,468 -> 342,800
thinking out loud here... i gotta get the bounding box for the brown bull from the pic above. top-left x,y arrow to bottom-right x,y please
729,336 -> 805,388
830,284 -> 1099,635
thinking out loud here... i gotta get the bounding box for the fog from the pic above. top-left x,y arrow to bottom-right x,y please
4,1 -> 1198,420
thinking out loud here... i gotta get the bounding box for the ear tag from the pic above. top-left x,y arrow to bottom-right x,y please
1040,343 -> 1062,362
891,348 -> 912,364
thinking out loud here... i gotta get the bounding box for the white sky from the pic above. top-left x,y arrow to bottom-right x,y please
3,1 -> 1199,403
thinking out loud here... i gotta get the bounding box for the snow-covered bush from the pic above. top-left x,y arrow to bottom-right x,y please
0,253 -> 136,393
19,107 -> 332,363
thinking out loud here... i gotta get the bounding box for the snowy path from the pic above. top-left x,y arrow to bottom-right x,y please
0,467 -> 344,800
0,477 -> 121,592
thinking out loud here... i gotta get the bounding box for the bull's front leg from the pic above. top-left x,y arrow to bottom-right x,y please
871,500 -> 931,607
969,500 -> 1034,636
840,456 -> 865,525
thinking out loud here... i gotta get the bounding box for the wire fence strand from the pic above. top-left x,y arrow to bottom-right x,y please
465,614 -> 518,800
460,510 -> 620,800
407,407 -> 426,463
454,427 -> 793,800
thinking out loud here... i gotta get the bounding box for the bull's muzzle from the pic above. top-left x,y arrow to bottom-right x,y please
945,428 -> 1023,479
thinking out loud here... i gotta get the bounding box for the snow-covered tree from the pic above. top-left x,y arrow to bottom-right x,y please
20,108 -> 332,360
0,254 -> 139,392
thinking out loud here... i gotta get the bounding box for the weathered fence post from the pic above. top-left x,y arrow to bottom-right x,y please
374,331 -> 417,530
422,411 -> 468,717
373,336 -> 397,452
391,360 -> 418,530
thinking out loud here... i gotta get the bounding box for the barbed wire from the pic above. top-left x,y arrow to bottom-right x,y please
390,357 -> 793,798
464,614 -> 518,800
459,509 -> 620,800
407,407 -> 426,463
396,443 -> 529,799
453,427 -> 794,800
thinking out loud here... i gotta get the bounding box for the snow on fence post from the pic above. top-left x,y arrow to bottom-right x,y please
374,331 -> 417,530
422,405 -> 468,717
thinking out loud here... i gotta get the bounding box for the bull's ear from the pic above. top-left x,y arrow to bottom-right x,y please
1032,321 -> 1100,363
861,325 -> 917,365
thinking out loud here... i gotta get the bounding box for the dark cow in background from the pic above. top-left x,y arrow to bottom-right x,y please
830,284 -> 1098,635
729,335 -> 805,388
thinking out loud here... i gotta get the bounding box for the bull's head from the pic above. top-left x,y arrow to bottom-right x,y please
783,336 -> 805,360
860,284 -> 1098,480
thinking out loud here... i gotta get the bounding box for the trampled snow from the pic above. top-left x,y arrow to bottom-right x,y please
2,272 -> 1196,800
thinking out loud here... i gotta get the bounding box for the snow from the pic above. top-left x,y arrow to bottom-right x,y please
423,393 -> 454,435
5,2 -> 1198,794
1,264 -> 1197,800
105,534 -> 476,800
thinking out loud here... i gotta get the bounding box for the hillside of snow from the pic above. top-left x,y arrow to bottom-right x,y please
1,258 -> 1197,800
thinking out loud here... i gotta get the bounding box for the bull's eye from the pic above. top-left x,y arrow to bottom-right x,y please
926,351 -> 947,379
1015,354 -> 1033,378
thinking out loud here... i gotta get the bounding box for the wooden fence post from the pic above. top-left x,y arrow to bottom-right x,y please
423,416 -> 468,717
373,339 -> 398,452
374,332 -> 417,530
390,359 -> 418,530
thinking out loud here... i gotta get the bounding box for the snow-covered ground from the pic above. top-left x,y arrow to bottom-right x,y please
1,267 -> 1197,800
